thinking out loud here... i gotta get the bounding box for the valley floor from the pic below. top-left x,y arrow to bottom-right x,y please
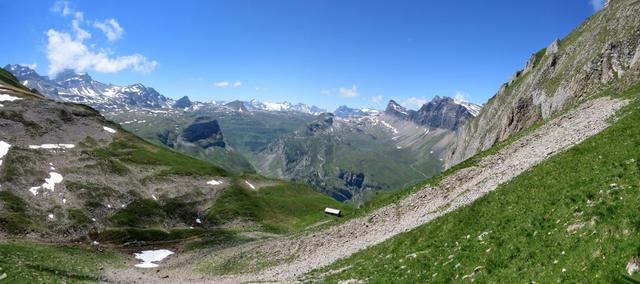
105,96 -> 627,283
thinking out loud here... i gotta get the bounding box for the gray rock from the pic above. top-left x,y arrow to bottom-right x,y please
445,0 -> 640,168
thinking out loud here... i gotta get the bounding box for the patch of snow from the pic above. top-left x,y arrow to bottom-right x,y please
196,218 -> 202,224
48,213 -> 54,219
0,141 -> 11,167
207,179 -> 223,186
42,172 -> 63,192
245,180 -> 256,190
453,99 -> 482,117
63,198 -> 67,204
103,126 -> 117,133
261,101 -> 292,112
379,120 -> 399,134
29,144 -> 75,149
29,186 -> 40,196
134,249 -> 174,268
152,195 -> 158,201
0,94 -> 22,102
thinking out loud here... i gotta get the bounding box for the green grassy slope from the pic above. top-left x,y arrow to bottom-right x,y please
206,178 -> 352,234
0,241 -> 121,283
312,93 -> 640,283
0,68 -> 30,91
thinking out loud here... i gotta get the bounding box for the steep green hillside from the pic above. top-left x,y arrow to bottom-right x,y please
0,68 -> 30,91
312,90 -> 640,283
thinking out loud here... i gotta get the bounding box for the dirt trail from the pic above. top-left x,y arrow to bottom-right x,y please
107,97 -> 627,283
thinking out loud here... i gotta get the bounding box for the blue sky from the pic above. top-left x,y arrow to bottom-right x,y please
1,0 -> 604,110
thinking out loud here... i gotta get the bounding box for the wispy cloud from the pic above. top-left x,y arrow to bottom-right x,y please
22,63 -> 38,70
339,85 -> 359,98
401,97 -> 428,109
93,18 -> 124,42
589,0 -> 607,11
453,91 -> 468,103
371,95 -> 383,105
52,1 -> 83,20
46,1 -> 157,76
214,81 -> 230,87
322,85 -> 360,98
214,81 -> 242,88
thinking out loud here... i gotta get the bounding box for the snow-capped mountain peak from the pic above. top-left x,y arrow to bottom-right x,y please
453,98 -> 482,117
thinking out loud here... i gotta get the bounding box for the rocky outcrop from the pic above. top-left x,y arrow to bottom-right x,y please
385,97 -> 479,130
338,170 -> 365,189
384,100 -> 411,120
306,114 -> 334,133
174,96 -> 192,109
412,96 -> 476,130
180,118 -> 226,148
445,0 -> 640,167
224,100 -> 249,112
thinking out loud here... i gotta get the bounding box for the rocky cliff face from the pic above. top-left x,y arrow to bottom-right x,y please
445,0 -> 640,167
412,96 -> 477,130
174,96 -> 193,109
385,97 -> 479,130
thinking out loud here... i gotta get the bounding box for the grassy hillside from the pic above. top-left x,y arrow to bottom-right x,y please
0,241 -> 121,283
0,82 -> 349,242
0,68 -> 30,91
310,91 -> 640,282
206,177 -> 352,234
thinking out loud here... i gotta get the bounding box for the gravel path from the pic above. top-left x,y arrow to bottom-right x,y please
107,97 -> 627,283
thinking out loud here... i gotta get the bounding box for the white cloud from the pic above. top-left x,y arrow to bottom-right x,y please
321,86 -> 360,98
213,81 -> 242,88
46,2 -> 157,76
401,97 -> 428,109
453,91 -> 468,103
338,85 -> 359,98
22,63 -> 38,70
589,0 -> 607,11
52,1 -> 83,20
371,95 -> 383,105
94,18 -> 124,42
214,81 -> 230,88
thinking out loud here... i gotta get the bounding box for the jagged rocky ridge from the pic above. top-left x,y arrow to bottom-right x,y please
385,97 -> 481,130
445,0 -> 640,167
5,64 -> 327,115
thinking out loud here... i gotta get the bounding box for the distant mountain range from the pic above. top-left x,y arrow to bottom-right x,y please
4,63 -> 482,203
5,64 -> 482,121
4,64 -> 327,115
